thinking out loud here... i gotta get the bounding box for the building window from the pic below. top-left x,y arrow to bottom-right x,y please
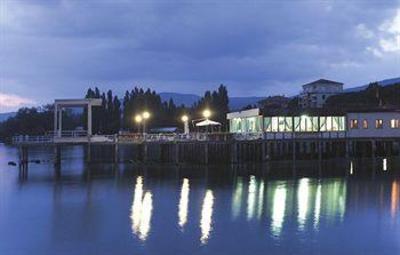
362,120 -> 368,129
391,119 -> 400,128
271,117 -> 278,132
264,117 -> 272,132
338,116 -> 346,131
375,119 -> 383,129
350,119 -> 358,129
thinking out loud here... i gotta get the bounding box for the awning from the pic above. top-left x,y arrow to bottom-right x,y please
195,119 -> 221,127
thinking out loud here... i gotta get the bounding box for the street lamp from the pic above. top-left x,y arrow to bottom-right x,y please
143,111 -> 150,120
203,109 -> 211,119
142,111 -> 150,134
202,109 -> 212,133
134,115 -> 142,133
181,115 -> 189,134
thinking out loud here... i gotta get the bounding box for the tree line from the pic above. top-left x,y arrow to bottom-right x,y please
0,84 -> 230,142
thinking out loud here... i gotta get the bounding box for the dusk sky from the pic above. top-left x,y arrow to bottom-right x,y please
0,0 -> 399,112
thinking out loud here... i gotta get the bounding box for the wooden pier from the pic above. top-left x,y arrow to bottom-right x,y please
12,132 -> 400,171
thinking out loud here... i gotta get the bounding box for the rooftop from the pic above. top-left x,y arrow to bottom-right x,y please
302,79 -> 344,87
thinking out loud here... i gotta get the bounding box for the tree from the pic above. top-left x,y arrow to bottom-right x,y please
193,84 -> 230,129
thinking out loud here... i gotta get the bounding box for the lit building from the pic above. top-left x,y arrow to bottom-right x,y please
227,108 -> 346,133
346,110 -> 400,138
227,108 -> 400,138
227,108 -> 263,133
299,79 -> 343,108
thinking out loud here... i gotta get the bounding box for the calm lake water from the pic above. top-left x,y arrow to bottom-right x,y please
1,144 -> 400,255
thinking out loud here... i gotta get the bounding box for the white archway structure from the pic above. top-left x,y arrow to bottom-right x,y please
54,99 -> 102,137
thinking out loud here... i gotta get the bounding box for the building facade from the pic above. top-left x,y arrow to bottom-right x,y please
299,79 -> 343,108
227,108 -> 400,138
346,111 -> 400,138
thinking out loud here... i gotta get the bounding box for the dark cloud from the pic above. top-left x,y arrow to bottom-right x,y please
0,0 -> 399,111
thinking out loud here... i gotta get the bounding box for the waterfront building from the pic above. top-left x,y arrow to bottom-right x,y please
227,108 -> 400,138
299,79 -> 343,108
227,108 -> 263,133
346,110 -> 400,138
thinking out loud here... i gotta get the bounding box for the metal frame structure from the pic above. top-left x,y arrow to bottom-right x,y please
54,99 -> 102,137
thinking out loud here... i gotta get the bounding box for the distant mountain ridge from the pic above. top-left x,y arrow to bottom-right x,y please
159,92 -> 265,110
344,77 -> 400,92
0,112 -> 16,122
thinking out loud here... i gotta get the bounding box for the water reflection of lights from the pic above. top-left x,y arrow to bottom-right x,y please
130,176 -> 153,241
200,190 -> 214,244
247,176 -> 257,220
257,181 -> 265,219
314,184 -> 322,229
350,161 -> 354,175
383,158 -> 387,171
131,177 -> 144,232
297,178 -> 310,230
271,184 -> 287,237
391,180 -> 399,219
178,178 -> 190,229
231,177 -> 243,219
139,192 -> 153,240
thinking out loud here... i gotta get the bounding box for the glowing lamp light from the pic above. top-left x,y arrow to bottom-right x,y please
135,115 -> 143,123
181,115 -> 189,122
142,111 -> 150,120
203,109 -> 211,119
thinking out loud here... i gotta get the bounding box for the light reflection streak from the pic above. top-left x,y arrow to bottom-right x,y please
383,158 -> 387,171
178,178 -> 190,229
231,177 -> 243,219
139,192 -> 153,240
247,176 -> 257,220
391,180 -> 399,219
130,176 -> 153,241
350,161 -> 354,175
314,183 -> 322,229
257,181 -> 264,219
298,178 -> 310,230
200,190 -> 214,244
271,184 -> 287,237
131,176 -> 143,233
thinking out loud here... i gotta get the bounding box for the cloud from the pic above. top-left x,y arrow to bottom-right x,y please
356,24 -> 375,39
0,0 -> 399,102
379,9 -> 400,53
358,9 -> 400,57
0,93 -> 35,113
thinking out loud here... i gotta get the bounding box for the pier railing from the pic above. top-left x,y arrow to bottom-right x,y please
12,131 -> 347,145
46,130 -> 88,137
12,135 -> 54,144
118,132 -> 233,143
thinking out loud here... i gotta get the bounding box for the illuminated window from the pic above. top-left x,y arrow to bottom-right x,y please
327,117 -> 333,131
319,116 -> 327,131
285,117 -> 293,132
350,119 -> 358,129
278,117 -> 286,132
303,115 -> 313,132
375,119 -> 383,129
390,119 -> 400,129
246,117 -> 254,132
294,117 -> 301,132
338,116 -> 346,131
312,117 -> 319,131
264,117 -> 272,132
271,117 -> 278,132
230,118 -> 242,133
331,116 -> 339,131
362,120 -> 368,129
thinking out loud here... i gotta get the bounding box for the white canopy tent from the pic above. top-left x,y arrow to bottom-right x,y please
195,119 -> 221,127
